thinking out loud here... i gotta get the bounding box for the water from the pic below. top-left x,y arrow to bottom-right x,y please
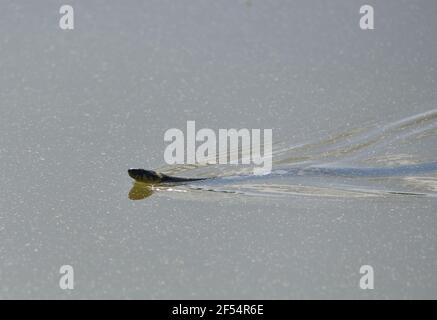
1,0 -> 437,299
144,109 -> 437,200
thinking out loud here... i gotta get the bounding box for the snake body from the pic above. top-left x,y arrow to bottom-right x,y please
128,162 -> 437,185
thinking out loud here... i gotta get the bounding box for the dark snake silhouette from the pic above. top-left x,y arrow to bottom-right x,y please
129,162 -> 437,184
127,162 -> 437,200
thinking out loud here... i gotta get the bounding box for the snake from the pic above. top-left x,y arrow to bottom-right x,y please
128,162 -> 437,185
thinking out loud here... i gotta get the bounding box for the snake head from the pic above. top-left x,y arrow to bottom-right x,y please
128,168 -> 163,184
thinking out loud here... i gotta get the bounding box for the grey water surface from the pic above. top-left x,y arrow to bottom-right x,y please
1,0 -> 437,299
